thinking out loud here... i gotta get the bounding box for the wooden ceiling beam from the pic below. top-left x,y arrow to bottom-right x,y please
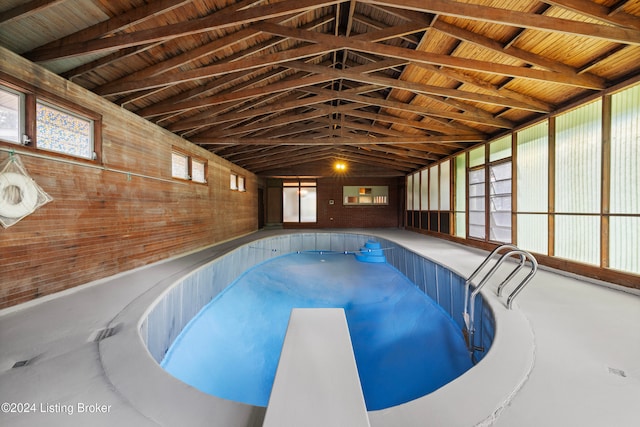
99,12 -> 334,100
204,109 -> 329,137
97,43 -> 334,96
173,94 -> 332,135
336,149 -> 425,169
0,0 -> 64,25
302,86 -> 513,128
541,0 -> 640,30
97,21 -> 425,96
25,0 -> 193,56
191,134 -> 485,145
285,59 -> 549,112
247,122 -> 330,139
344,109 -> 482,136
177,89 -> 327,135
24,0 -> 342,62
360,0 -> 640,45
327,148 -> 421,170
431,20 -> 604,87
257,22 -> 608,89
141,73 -> 334,117
200,102 -> 364,137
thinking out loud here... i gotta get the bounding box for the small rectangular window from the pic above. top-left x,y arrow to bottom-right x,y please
36,101 -> 94,159
192,159 -> 206,183
172,152 -> 189,179
344,186 -> 388,205
0,85 -> 23,144
230,173 -> 238,190
238,175 -> 245,192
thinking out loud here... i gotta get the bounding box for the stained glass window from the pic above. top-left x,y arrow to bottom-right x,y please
36,101 -> 93,159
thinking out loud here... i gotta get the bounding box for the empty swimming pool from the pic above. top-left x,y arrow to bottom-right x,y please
161,250 -> 472,410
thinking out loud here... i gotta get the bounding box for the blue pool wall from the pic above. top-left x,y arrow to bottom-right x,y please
140,232 -> 494,369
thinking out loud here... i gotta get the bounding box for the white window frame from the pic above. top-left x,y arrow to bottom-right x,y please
0,84 -> 24,145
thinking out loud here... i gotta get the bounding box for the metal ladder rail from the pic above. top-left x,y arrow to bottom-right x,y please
464,246 -> 537,354
462,244 -> 523,321
499,252 -> 538,309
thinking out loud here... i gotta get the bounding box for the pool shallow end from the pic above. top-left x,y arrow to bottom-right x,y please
98,231 -> 535,427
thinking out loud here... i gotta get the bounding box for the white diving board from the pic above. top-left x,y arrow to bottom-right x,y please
263,308 -> 371,427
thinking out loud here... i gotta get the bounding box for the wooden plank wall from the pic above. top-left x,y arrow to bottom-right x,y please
0,48 -> 257,309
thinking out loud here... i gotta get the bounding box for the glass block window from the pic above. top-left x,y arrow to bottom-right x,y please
0,85 -> 22,144
36,101 -> 93,159
192,159 -> 206,183
172,152 -> 189,179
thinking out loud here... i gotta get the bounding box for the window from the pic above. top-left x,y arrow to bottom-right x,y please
1,80 -> 100,161
489,161 -> 512,243
554,100 -> 602,265
516,122 -> 549,254
466,138 -> 512,243
343,186 -> 388,205
283,181 -> 316,223
36,101 -> 94,159
230,173 -> 237,190
0,85 -> 23,144
237,175 -> 245,192
468,168 -> 486,239
454,153 -> 466,238
171,150 -> 207,183
609,83 -> 640,274
172,152 -> 189,180
192,159 -> 206,183
406,173 -> 415,211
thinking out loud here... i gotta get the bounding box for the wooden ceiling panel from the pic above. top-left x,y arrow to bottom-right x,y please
2,0 -> 639,177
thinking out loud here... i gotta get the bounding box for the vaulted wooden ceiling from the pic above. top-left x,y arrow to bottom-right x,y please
1,0 -> 639,177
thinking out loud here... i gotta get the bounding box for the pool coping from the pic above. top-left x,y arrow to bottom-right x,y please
98,230 -> 536,427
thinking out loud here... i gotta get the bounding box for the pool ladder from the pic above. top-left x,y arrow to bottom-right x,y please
463,244 -> 538,355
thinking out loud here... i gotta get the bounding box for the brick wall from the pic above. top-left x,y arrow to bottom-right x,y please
0,48 -> 257,309
315,177 -> 403,228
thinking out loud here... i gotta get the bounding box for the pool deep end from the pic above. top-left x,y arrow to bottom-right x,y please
161,252 -> 472,410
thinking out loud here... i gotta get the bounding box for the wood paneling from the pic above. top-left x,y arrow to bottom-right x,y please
0,50 -> 257,309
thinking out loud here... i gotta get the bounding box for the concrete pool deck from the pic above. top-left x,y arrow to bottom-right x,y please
1,229 -> 639,426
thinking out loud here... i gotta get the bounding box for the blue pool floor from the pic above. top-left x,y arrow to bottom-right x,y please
161,251 -> 472,410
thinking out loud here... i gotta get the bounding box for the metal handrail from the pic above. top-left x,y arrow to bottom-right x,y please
463,244 -> 538,356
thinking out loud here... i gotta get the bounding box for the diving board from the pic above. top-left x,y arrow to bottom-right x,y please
263,308 -> 370,427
